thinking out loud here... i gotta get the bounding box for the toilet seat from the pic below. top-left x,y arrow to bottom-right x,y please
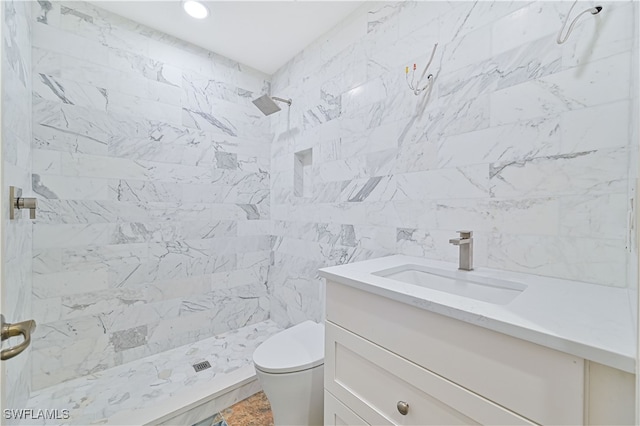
253,320 -> 324,374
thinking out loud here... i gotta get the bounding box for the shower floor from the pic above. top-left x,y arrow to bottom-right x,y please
24,320 -> 282,425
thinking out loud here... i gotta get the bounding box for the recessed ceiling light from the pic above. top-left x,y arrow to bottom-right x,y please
183,0 -> 209,19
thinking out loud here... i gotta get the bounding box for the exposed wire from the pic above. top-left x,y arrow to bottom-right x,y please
406,43 -> 438,96
557,1 -> 603,45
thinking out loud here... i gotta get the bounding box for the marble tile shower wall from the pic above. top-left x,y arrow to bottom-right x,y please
3,0 -> 33,415
268,1 -> 637,326
30,1 -> 272,390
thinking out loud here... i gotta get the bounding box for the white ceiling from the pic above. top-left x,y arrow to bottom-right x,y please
93,1 -> 364,75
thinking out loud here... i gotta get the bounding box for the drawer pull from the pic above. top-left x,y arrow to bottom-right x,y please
397,401 -> 409,415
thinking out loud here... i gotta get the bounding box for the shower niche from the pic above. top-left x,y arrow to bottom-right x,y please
294,148 -> 313,198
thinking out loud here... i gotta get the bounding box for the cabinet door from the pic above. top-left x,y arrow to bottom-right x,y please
325,390 -> 369,426
586,361 -> 635,425
326,322 -> 537,425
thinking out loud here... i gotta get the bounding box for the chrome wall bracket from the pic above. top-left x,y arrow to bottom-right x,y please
9,186 -> 37,220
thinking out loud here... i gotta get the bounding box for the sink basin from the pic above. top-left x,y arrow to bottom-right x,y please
372,264 -> 527,305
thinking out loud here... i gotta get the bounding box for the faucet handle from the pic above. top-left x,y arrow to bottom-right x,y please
457,230 -> 473,238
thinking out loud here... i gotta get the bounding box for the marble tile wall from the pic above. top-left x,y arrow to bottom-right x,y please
268,1 -> 638,326
30,1 -> 272,390
630,2 -> 639,326
2,0 -> 33,416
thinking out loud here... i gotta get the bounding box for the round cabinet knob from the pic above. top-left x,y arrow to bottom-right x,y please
397,401 -> 409,415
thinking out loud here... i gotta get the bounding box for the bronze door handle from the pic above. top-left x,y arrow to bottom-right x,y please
1,314 -> 36,360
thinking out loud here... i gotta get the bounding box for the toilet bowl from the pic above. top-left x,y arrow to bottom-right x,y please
253,320 -> 325,426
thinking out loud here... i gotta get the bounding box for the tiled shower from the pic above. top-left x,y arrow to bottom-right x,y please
1,0 -> 638,424
31,1 -> 273,390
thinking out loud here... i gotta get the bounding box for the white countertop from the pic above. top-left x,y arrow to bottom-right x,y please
319,255 -> 636,373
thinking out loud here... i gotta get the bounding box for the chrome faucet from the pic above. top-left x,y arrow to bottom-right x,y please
449,230 -> 473,271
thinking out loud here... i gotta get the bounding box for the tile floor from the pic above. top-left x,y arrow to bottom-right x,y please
25,321 -> 282,425
194,392 -> 274,426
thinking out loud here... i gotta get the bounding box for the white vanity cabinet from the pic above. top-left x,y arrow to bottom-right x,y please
323,280 -> 636,426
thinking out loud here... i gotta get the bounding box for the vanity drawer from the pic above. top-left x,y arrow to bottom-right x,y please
325,390 -> 369,426
325,322 -> 536,425
326,281 -> 584,425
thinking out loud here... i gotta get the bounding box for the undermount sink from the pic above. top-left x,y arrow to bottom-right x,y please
372,264 -> 527,305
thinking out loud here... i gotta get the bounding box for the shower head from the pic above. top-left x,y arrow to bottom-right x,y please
252,94 -> 292,116
253,95 -> 280,116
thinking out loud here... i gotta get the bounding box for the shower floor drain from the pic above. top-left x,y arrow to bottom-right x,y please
193,361 -> 211,372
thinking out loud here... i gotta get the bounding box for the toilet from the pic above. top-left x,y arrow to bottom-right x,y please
253,320 -> 325,426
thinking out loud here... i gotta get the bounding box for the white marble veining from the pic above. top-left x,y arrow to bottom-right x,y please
23,320 -> 282,425
30,0 -> 272,390
320,255 -> 636,373
10,0 -> 638,416
268,1 -> 637,327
